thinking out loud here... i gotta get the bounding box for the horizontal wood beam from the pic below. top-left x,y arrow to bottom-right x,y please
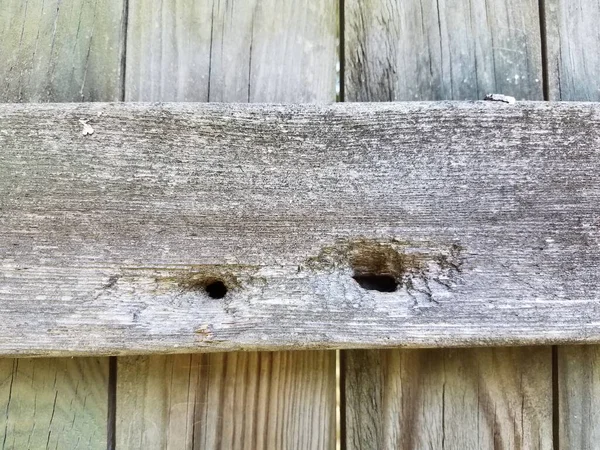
1,101 -> 600,356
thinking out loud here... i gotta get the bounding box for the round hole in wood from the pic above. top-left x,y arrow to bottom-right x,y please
350,244 -> 403,293
352,274 -> 398,292
205,280 -> 228,299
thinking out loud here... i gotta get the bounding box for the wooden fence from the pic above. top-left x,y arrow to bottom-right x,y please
1,0 -> 599,449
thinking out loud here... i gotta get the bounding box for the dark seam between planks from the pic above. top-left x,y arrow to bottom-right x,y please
538,0 -> 550,101
552,346 -> 559,450
207,2 -> 215,102
338,0 -> 345,102
109,1 -> 129,447
338,1 -> 346,448
541,2 -> 556,448
107,356 -> 117,450
120,0 -> 129,102
338,350 -> 348,450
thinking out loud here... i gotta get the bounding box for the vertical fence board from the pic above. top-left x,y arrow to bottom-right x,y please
343,1 -> 552,448
118,352 -> 335,449
0,1 -> 125,446
117,1 -> 337,448
545,1 -> 600,447
544,0 -> 600,101
345,0 -> 544,102
0,358 -> 108,449
557,346 -> 600,450
344,349 -> 552,450
0,0 -> 125,102
125,0 -> 336,102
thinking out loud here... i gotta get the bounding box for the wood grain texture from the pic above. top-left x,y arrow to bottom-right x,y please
117,351 -> 335,449
544,0 -> 600,101
119,3 -> 338,449
557,346 -> 600,450
0,1 -> 120,446
0,0 -> 126,102
342,6 -> 552,448
345,0 -> 544,101
343,348 -> 552,450
125,0 -> 337,102
1,102 -> 600,354
0,357 -> 108,449
547,2 -> 600,446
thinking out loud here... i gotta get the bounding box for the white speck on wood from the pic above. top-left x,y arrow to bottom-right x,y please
484,93 -> 517,104
79,119 -> 95,136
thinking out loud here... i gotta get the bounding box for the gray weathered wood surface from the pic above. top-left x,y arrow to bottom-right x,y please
125,0 -> 337,103
343,348 -> 552,450
345,0 -> 544,101
1,101 -> 600,355
544,0 -> 600,101
117,351 -> 335,449
0,0 -> 126,102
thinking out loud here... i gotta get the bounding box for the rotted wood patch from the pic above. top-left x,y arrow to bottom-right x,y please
303,239 -> 463,308
86,238 -> 462,351
2,101 -> 600,355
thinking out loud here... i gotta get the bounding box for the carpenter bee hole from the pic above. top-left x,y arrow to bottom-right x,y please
350,245 -> 404,293
205,280 -> 228,299
352,273 -> 399,293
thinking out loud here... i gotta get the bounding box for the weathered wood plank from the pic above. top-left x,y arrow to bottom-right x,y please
0,1 -> 123,445
117,351 -> 335,449
118,2 -> 338,448
345,0 -> 544,101
125,0 -> 337,102
0,357 -> 108,449
544,0 -> 600,101
0,0 -> 126,102
343,348 -> 552,449
1,101 -> 600,354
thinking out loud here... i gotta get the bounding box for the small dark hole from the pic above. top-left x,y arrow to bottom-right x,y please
205,280 -> 228,299
353,274 -> 398,292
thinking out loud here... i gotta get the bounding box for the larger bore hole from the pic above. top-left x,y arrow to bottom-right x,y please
352,274 -> 398,293
205,280 -> 228,299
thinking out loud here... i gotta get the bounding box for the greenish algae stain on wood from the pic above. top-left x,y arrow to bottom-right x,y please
0,358 -> 108,449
